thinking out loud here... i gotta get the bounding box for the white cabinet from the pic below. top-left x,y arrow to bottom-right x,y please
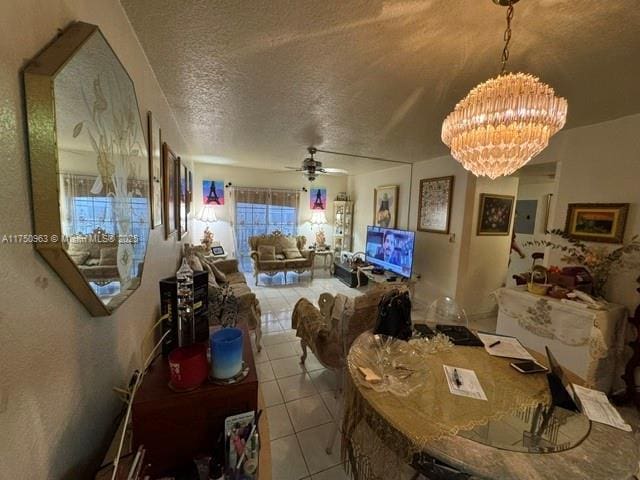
332,201 -> 353,256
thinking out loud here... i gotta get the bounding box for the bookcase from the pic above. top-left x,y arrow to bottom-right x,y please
332,200 -> 353,256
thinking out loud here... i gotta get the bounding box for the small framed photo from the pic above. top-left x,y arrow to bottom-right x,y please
417,176 -> 454,234
477,194 -> 515,236
565,203 -> 629,243
211,245 -> 225,256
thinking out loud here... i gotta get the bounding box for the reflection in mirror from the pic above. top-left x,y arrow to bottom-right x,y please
25,23 -> 151,315
53,26 -> 149,310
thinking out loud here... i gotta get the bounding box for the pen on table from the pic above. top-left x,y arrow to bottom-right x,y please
488,340 -> 501,348
453,368 -> 462,387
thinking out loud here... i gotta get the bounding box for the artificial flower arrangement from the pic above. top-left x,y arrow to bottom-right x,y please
525,229 -> 640,298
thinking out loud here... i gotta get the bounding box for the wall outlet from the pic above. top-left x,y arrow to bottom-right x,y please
449,233 -> 456,243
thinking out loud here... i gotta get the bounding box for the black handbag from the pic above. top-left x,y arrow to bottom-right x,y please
374,289 -> 412,341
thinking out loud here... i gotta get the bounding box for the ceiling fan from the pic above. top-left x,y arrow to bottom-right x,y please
285,147 -> 348,182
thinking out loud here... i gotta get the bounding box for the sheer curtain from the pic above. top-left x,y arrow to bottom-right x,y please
230,186 -> 300,271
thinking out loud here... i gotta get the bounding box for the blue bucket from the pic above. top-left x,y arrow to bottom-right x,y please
210,327 -> 243,379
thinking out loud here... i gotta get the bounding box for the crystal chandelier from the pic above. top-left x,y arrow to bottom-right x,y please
441,0 -> 567,179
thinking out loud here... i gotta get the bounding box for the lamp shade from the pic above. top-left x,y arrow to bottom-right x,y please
310,210 -> 327,225
196,204 -> 218,223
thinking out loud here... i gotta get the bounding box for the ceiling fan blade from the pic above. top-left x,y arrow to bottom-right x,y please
322,167 -> 348,174
284,166 -> 304,171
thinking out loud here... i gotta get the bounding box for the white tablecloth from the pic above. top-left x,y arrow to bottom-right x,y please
495,287 -> 627,393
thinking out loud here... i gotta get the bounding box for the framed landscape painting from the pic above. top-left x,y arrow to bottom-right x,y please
417,176 -> 454,233
565,203 -> 629,243
477,194 -> 515,236
162,142 -> 177,239
374,185 -> 398,228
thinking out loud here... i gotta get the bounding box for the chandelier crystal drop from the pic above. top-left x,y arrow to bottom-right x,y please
441,1 -> 567,179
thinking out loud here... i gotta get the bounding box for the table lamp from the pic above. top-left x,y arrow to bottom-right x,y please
310,210 -> 328,249
196,205 -> 218,249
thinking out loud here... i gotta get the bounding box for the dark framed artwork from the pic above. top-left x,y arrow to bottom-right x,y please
477,194 -> 515,236
162,142 -> 177,239
178,160 -> 188,239
417,176 -> 454,234
374,185 -> 399,228
565,203 -> 629,243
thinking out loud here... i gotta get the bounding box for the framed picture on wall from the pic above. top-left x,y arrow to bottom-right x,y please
417,176 -> 454,233
565,203 -> 629,243
187,169 -> 193,214
374,185 -> 398,228
178,160 -> 188,239
310,187 -> 327,210
477,194 -> 515,236
203,180 -> 225,205
147,112 -> 163,228
162,143 -> 178,239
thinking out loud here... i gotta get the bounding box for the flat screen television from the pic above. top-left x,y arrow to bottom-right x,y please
365,225 -> 416,278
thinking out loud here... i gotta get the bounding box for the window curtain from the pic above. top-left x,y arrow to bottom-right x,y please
230,186 -> 301,271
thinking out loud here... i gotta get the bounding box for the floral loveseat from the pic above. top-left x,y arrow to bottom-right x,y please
249,230 -> 315,285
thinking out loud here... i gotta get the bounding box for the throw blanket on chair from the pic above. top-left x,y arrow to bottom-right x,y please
292,298 -> 343,370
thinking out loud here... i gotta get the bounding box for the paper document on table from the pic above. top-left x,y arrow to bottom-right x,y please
443,365 -> 487,401
477,332 -> 534,360
572,384 -> 632,432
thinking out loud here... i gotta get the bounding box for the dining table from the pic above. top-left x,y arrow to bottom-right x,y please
342,330 -> 639,480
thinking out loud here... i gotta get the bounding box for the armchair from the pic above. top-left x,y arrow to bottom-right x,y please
291,284 -> 408,453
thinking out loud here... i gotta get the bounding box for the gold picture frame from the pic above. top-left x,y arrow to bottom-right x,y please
565,203 -> 629,243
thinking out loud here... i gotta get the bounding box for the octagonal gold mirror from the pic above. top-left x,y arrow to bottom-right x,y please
24,22 -> 150,316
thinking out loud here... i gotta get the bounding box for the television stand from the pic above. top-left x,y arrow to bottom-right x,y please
333,262 -> 369,288
356,267 -> 416,297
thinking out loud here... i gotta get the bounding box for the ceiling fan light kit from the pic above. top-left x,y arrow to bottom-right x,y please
442,0 -> 567,179
287,146 -> 349,182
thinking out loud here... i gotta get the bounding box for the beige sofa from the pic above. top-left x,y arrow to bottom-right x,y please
249,230 -> 315,285
184,245 -> 262,350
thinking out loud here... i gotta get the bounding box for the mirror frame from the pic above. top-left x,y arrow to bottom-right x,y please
24,22 -> 149,316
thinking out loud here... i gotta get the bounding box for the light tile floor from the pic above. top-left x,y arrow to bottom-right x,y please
248,270 -> 356,480
249,269 -> 640,479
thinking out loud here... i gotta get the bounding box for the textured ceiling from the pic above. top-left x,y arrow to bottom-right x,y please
121,0 -> 640,173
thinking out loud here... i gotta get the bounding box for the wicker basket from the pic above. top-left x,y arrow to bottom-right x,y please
527,265 -> 551,295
